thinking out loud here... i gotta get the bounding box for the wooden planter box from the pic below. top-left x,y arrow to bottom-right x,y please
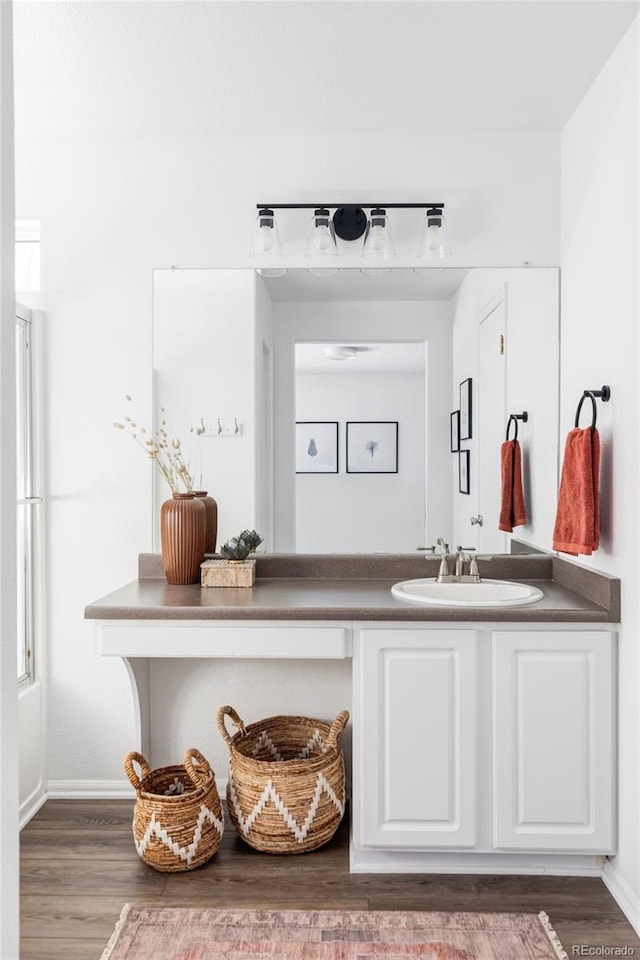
201,558 -> 256,588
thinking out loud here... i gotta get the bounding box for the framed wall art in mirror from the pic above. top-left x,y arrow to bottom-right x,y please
460,377 -> 472,440
459,449 -> 470,494
347,421 -> 398,474
295,421 -> 338,474
450,410 -> 460,452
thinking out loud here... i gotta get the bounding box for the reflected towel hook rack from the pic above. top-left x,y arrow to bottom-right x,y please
575,385 -> 611,430
505,411 -> 528,442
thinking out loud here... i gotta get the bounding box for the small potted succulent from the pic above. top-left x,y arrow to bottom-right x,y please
219,529 -> 263,562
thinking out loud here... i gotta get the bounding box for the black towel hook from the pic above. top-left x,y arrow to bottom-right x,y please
505,411 -> 528,442
574,385 -> 611,430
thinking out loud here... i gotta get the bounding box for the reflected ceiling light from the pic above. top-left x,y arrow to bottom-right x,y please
417,205 -> 451,260
249,207 -> 284,264
252,202 -> 450,271
362,207 -> 395,261
326,345 -> 358,361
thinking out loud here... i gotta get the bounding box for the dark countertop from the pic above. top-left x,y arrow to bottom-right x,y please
84,554 -> 620,623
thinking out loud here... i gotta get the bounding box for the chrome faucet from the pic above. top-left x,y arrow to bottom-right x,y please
455,547 -> 492,582
433,539 -> 490,584
455,549 -> 471,577
435,538 -> 451,582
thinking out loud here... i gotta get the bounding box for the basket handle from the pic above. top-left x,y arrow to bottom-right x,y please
123,751 -> 151,790
184,747 -> 213,786
216,705 -> 247,746
327,710 -> 350,750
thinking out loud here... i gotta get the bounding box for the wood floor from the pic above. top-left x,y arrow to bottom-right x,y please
20,799 -> 640,959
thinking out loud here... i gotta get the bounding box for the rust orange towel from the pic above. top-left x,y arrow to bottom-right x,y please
552,427 -> 600,556
499,439 -> 527,532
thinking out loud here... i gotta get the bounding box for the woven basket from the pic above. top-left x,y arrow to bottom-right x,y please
123,747 -> 224,872
216,705 -> 349,854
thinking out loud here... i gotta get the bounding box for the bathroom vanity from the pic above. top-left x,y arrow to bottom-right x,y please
85,552 -> 619,876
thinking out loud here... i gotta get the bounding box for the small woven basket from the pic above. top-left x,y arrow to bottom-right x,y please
216,705 -> 349,854
123,747 -> 224,872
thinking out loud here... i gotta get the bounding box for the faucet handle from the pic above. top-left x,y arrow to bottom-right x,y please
436,537 -> 449,554
469,555 -> 492,577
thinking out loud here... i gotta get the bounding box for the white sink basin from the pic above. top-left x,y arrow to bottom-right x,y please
391,578 -> 544,607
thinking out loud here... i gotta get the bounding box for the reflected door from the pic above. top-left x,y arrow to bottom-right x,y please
477,294 -> 508,553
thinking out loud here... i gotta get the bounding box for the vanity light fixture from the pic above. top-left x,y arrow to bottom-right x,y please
249,207 -> 287,277
362,207 -> 395,261
305,208 -> 339,277
417,205 -> 452,260
252,203 -> 449,274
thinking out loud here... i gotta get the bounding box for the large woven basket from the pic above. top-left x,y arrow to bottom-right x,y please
124,748 -> 224,872
216,705 -> 349,854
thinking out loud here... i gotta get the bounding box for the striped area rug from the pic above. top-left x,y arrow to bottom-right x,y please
101,907 -> 568,959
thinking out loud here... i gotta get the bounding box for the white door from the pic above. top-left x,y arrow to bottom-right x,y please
477,294 -> 508,553
492,630 -> 615,853
16,305 -> 47,828
355,627 -> 477,848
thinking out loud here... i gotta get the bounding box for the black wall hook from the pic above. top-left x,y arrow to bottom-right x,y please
575,385 -> 611,430
506,412 -> 528,442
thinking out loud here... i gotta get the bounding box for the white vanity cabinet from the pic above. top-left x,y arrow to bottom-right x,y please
355,628 -> 478,848
353,624 -> 616,866
492,629 -> 615,853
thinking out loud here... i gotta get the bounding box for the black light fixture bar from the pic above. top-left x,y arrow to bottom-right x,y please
257,203 -> 444,210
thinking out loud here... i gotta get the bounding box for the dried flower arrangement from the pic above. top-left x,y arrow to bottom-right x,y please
114,395 -> 196,494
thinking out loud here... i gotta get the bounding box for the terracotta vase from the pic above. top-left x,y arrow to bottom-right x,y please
160,493 -> 206,585
193,491 -> 218,553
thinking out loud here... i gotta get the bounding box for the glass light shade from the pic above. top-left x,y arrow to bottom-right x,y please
306,267 -> 339,278
417,208 -> 452,260
360,267 -> 392,276
256,267 -> 287,278
305,208 -> 338,260
362,208 -> 395,260
249,208 -> 284,259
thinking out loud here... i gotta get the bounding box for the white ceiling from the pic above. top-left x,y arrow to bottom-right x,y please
13,1 -> 638,138
296,340 -> 426,374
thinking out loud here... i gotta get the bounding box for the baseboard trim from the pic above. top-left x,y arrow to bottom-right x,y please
350,844 -> 605,876
19,789 -> 48,830
46,777 -> 230,800
603,859 -> 640,937
47,779 -> 134,799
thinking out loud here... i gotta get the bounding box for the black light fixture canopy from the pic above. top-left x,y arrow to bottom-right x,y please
332,206 -> 368,241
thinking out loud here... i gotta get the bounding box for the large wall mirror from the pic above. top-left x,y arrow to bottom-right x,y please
152,267 -> 559,555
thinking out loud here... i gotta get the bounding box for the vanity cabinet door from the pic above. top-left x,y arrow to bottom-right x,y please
355,628 -> 477,848
492,630 -> 615,853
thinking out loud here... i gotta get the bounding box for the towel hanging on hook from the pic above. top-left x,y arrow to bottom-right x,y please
574,385 -> 611,431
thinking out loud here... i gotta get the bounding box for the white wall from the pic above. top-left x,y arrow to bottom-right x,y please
559,20 -> 640,928
12,123 -> 559,788
451,268 -> 560,552
295,371 -> 425,553
0,4 -> 19,956
255,275 -> 274,549
274,299 -> 452,552
152,269 -> 259,550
